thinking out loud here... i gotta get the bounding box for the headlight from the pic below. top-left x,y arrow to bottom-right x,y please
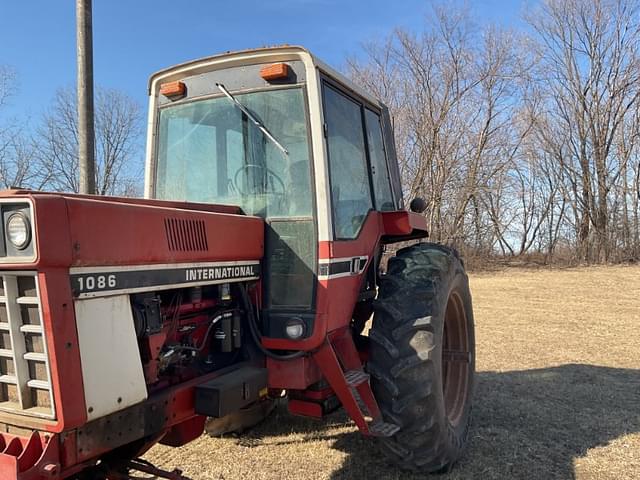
285,317 -> 305,340
6,213 -> 31,250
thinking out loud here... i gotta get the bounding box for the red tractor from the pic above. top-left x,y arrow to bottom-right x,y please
0,46 -> 474,479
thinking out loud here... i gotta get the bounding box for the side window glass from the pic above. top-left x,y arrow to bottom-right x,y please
365,109 -> 395,211
323,85 -> 373,239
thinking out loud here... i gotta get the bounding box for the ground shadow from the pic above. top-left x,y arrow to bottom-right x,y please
241,364 -> 639,479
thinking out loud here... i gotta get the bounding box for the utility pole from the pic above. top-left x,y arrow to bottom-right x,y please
76,0 -> 96,194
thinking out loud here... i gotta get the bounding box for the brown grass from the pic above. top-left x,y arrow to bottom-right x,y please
145,265 -> 640,479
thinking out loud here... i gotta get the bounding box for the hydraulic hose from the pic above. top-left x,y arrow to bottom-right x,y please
239,285 -> 306,360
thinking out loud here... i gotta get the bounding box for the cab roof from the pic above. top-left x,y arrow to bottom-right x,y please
147,45 -> 381,108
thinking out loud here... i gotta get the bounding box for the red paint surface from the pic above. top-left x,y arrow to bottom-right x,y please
0,431 -> 59,480
262,210 -> 427,352
38,270 -> 87,432
267,355 -> 322,390
288,399 -> 323,418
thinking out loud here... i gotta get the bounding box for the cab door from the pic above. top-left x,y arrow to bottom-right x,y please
319,79 -> 396,331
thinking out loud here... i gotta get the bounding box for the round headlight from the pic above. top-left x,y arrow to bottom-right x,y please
285,318 -> 305,340
6,213 -> 31,250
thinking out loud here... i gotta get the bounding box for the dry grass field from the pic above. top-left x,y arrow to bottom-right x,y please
145,265 -> 640,479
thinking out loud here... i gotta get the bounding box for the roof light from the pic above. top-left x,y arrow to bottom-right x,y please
160,81 -> 186,99
260,63 -> 289,81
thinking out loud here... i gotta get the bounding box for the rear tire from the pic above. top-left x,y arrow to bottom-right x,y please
368,243 -> 475,472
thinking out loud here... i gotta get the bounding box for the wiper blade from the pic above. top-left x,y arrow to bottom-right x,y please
216,83 -> 289,157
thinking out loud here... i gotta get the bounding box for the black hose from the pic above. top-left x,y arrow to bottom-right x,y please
239,285 -> 306,360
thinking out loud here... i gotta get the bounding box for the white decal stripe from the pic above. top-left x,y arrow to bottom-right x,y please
75,276 -> 259,299
70,260 -> 262,299
317,255 -> 369,280
318,256 -> 368,264
318,272 -> 358,280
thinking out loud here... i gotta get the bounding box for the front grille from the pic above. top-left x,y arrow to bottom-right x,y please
0,273 -> 55,419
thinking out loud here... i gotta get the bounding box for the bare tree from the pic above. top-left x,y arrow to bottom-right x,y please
348,0 -> 640,265
35,86 -> 143,196
0,66 -> 14,110
348,6 -> 531,257
0,66 -> 48,190
0,129 -> 50,190
6,1 -> 640,265
528,0 -> 640,262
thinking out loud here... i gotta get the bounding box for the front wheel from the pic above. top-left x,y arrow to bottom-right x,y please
368,243 -> 475,472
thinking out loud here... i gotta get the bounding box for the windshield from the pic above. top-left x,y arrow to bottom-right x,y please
155,87 -> 312,218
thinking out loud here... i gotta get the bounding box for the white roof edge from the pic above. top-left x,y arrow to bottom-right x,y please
148,45 -> 382,107
310,54 -> 382,107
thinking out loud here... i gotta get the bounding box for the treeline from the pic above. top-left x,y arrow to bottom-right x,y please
3,1 -> 639,265
0,71 -> 142,197
348,0 -> 640,264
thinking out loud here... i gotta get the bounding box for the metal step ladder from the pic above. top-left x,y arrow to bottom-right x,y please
312,329 -> 400,437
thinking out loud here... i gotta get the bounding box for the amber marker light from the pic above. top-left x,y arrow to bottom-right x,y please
160,81 -> 186,99
260,63 -> 289,81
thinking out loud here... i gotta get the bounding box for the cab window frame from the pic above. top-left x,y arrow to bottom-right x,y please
320,77 -> 395,241
364,107 -> 396,211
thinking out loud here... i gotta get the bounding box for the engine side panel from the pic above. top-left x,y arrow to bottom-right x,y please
74,295 -> 147,421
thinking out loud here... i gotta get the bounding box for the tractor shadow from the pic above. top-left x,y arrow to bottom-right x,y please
246,364 -> 639,480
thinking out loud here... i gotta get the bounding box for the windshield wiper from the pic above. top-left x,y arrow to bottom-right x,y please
216,83 -> 289,157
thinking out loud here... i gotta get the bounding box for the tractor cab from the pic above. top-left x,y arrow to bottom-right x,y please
146,46 -> 413,346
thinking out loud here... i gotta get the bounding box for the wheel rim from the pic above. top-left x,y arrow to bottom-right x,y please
441,290 -> 471,427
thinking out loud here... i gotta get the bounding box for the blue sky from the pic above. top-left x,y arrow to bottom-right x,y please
0,0 -> 523,120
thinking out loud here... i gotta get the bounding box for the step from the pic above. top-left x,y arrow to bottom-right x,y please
313,338 -> 382,436
27,379 -> 50,390
344,370 -> 369,387
16,297 -> 39,305
0,375 -> 16,385
0,323 -> 9,331
23,352 -> 46,362
0,349 -> 13,358
368,420 -> 401,437
19,325 -> 42,334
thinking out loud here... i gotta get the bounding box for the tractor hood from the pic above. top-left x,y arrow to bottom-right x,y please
0,190 -> 264,272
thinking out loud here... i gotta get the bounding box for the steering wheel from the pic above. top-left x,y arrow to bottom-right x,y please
233,164 -> 286,196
